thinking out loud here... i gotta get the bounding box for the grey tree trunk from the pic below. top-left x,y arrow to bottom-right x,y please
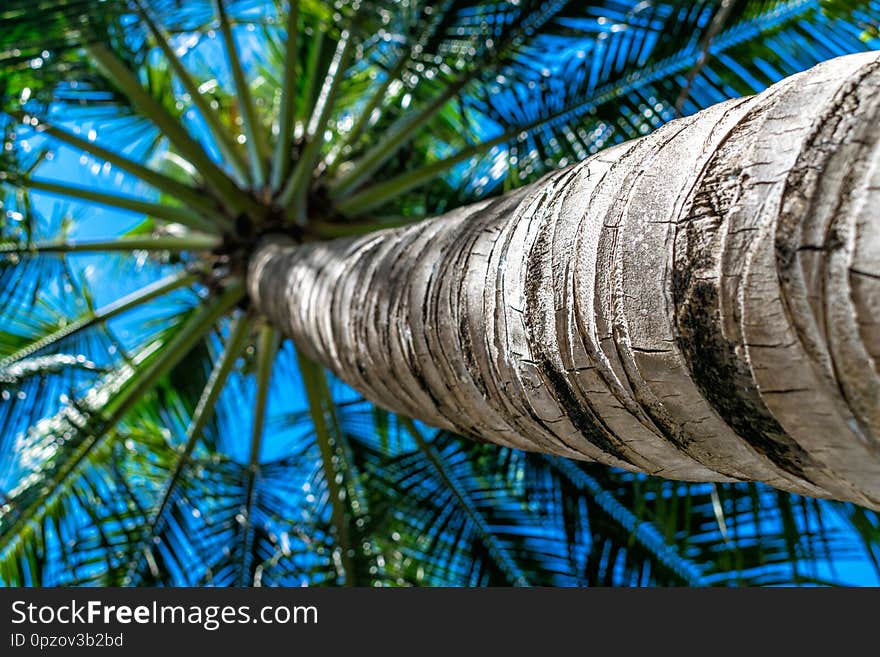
249,52 -> 880,509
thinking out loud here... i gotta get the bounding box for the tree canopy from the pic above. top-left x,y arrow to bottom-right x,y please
1,0 -> 879,586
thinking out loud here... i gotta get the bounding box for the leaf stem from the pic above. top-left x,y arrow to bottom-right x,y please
123,312 -> 254,584
321,56 -> 405,177
278,29 -> 355,221
0,271 -> 198,369
26,115 -> 224,223
215,0 -> 271,188
238,324 -> 279,586
21,177 -> 214,231
328,78 -> 467,199
0,235 -> 220,256
0,282 -> 243,558
86,43 -> 263,218
133,0 -> 251,184
269,0 -> 300,191
544,455 -> 706,586
333,133 -> 510,215
296,351 -> 359,586
327,2 -> 571,200
402,420 -> 529,586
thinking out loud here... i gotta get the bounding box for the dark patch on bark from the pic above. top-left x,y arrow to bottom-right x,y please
674,277 -> 820,482
521,194 -> 638,465
539,358 -> 637,465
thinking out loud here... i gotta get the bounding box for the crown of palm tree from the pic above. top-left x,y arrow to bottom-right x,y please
1,0 -> 879,586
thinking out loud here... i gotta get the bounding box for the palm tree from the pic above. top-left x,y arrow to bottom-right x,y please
250,47 -> 880,506
1,0 -> 879,586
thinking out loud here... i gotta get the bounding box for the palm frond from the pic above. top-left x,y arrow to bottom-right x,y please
337,0 -> 880,214
0,283 -> 241,584
1,0 -> 879,589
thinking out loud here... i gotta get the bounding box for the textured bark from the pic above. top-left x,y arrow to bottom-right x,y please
249,52 -> 880,508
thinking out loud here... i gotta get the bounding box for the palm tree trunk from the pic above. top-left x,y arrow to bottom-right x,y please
249,52 -> 880,509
